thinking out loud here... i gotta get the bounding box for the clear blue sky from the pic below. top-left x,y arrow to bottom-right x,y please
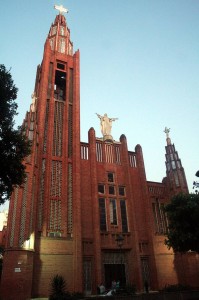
1,0 -> 199,209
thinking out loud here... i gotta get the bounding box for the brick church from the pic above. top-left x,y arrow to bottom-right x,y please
1,5 -> 199,300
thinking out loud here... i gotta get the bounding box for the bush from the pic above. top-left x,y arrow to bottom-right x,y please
49,274 -> 71,300
49,275 -> 84,300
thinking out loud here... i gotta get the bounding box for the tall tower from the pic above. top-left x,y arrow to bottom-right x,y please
1,6 -> 82,299
164,127 -> 188,195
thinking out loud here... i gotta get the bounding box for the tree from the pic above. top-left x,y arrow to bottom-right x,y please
164,193 -> 199,253
49,274 -> 70,300
0,64 -> 30,205
193,170 -> 199,193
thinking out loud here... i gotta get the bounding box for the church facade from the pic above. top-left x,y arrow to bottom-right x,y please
1,7 -> 198,300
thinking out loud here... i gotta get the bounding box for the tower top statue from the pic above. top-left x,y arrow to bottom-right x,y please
96,113 -> 118,141
54,4 -> 68,15
164,127 -> 171,145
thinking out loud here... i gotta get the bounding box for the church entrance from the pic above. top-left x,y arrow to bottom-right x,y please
104,263 -> 126,289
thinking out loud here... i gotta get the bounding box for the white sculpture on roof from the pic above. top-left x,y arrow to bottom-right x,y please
96,113 -> 118,137
54,4 -> 68,15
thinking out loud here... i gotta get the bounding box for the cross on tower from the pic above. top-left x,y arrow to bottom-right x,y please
54,4 -> 69,15
164,127 -> 170,138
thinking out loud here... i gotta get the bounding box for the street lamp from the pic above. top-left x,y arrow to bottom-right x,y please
115,234 -> 124,288
116,234 -> 124,249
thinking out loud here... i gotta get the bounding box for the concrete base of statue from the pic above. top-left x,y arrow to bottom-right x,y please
103,135 -> 113,142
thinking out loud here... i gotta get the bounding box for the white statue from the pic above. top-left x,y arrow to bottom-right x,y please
164,127 -> 170,138
54,4 -> 68,15
31,92 -> 37,112
96,113 -> 118,136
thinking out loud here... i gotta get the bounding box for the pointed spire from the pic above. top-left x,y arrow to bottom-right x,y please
164,127 -> 171,145
53,4 -> 68,27
164,127 -> 188,194
47,4 -> 73,55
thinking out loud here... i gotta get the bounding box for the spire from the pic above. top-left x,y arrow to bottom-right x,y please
164,128 -> 188,194
47,4 -> 73,55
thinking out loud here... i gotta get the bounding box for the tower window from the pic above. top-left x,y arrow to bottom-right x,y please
60,26 -> 65,36
108,185 -> 115,195
59,38 -> 65,54
152,199 -> 167,235
54,70 -> 66,101
120,200 -> 128,233
99,198 -> 107,231
49,38 -> 55,50
171,161 -> 176,170
166,163 -> 171,171
51,26 -> 57,35
109,199 -> 117,225
119,186 -> 125,196
57,63 -> 65,70
108,172 -> 114,182
98,184 -> 105,194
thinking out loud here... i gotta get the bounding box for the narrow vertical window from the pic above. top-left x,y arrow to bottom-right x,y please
99,198 -> 107,231
98,184 -> 105,194
109,199 -> 117,225
152,199 -> 167,234
108,172 -> 114,183
60,26 -> 65,36
69,68 -> 73,103
54,70 -> 66,101
120,200 -> 128,233
51,26 -> 57,35
59,38 -> 65,54
108,185 -> 115,195
119,186 -> 125,196
96,142 -> 103,162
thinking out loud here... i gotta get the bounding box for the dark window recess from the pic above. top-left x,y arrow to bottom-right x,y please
57,63 -> 65,70
152,199 -> 168,235
98,184 -> 105,194
110,199 -> 117,225
108,172 -> 114,182
109,185 -> 115,195
120,200 -> 128,233
99,198 -> 107,231
54,70 -> 66,101
48,232 -> 62,237
119,186 -> 125,196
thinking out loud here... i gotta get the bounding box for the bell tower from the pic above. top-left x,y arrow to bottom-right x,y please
1,6 -> 82,299
164,127 -> 188,195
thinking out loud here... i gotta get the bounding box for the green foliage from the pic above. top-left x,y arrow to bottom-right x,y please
49,274 -> 70,300
49,275 -> 84,300
0,64 -> 30,204
160,283 -> 192,292
164,193 -> 199,253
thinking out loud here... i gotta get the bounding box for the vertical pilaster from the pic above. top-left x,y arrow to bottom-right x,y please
89,128 -> 102,290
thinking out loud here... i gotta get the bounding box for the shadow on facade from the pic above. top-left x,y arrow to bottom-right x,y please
174,252 -> 199,288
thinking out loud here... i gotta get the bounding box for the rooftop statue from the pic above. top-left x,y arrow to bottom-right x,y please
164,127 -> 171,145
96,113 -> 118,137
54,4 -> 68,15
164,127 -> 170,138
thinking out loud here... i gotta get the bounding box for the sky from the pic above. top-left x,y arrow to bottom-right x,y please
1,0 -> 199,209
